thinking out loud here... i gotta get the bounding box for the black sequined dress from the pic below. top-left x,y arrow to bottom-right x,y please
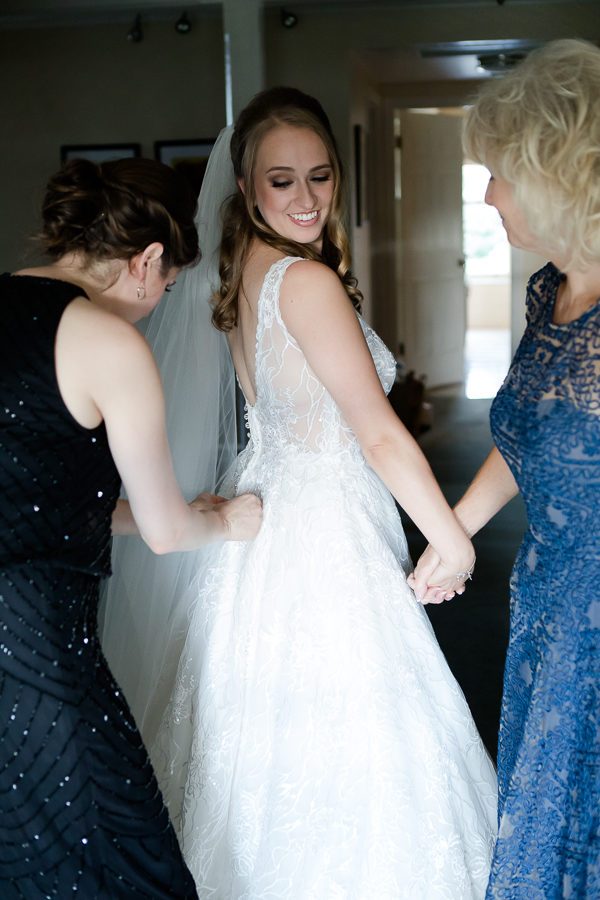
0,275 -> 197,898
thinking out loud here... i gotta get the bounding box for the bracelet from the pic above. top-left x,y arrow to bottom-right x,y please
456,556 -> 476,582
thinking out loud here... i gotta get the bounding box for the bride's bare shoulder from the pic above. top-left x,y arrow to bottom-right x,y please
241,242 -> 285,300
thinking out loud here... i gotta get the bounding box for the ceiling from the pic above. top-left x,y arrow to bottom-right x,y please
0,0 -> 594,84
0,0 -> 593,30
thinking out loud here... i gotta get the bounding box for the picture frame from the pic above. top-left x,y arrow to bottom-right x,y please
154,138 -> 216,196
60,142 -> 141,164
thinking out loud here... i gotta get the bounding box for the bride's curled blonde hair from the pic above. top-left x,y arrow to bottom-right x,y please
212,86 -> 361,332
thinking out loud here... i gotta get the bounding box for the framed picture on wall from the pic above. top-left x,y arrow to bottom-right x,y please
60,143 -> 141,164
154,138 -> 216,197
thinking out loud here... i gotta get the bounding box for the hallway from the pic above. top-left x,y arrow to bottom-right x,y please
402,388 -> 527,760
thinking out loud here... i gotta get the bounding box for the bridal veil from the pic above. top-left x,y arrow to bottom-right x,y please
99,126 -> 237,747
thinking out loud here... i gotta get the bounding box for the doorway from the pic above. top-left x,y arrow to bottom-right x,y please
392,107 -> 511,396
462,162 -> 511,398
395,107 -> 466,389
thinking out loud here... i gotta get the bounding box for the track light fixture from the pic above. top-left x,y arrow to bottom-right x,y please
175,11 -> 192,34
127,14 -> 142,43
477,51 -> 525,73
281,7 -> 298,28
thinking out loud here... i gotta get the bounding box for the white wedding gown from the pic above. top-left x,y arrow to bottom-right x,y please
151,257 -> 498,899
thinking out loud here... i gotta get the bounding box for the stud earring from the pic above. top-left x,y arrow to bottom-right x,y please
137,283 -> 146,301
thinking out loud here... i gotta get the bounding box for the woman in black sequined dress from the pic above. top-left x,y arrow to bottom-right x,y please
0,157 -> 261,898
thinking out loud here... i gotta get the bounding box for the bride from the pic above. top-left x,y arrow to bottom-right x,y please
103,87 -> 497,898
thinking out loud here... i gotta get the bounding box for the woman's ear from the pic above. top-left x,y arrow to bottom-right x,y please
129,242 -> 164,280
237,177 -> 246,196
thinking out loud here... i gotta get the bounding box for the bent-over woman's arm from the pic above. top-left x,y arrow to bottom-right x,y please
55,298 -> 261,552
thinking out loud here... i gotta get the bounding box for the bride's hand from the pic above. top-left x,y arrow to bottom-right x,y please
216,493 -> 263,542
408,543 -> 475,604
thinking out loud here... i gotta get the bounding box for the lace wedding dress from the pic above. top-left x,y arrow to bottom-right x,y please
151,256 -> 497,899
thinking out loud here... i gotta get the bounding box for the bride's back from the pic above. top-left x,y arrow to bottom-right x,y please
226,244 -> 395,455
226,242 -> 279,409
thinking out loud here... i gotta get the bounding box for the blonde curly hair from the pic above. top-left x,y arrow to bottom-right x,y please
463,39 -> 600,270
212,86 -> 361,332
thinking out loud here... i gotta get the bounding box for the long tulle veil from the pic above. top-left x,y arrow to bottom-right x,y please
99,126 -> 237,747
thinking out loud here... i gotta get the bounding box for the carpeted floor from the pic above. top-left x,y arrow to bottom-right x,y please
401,389 -> 527,761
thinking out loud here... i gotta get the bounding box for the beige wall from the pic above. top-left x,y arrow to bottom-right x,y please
0,2 -> 597,274
0,15 -> 226,269
263,0 -> 597,350
467,283 -> 511,330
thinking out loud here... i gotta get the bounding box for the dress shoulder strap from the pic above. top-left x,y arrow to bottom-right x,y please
257,256 -> 304,331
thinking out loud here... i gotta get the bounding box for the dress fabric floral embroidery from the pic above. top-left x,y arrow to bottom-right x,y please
151,257 -> 498,899
487,263 -> 600,898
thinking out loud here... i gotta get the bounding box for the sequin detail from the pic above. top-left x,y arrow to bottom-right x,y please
0,274 -> 197,898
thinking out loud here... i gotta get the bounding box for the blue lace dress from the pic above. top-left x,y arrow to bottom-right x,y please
487,263 -> 600,898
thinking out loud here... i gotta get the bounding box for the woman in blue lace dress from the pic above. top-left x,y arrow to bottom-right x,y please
412,39 -> 600,898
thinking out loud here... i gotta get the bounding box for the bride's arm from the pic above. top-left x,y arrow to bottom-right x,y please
279,259 -> 474,594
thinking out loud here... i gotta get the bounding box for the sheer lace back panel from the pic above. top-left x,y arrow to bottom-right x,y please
247,257 -> 397,455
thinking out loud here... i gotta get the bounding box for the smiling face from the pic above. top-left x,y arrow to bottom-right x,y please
249,124 -> 334,250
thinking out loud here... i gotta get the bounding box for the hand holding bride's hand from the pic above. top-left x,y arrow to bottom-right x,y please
407,544 -> 442,602
216,493 -> 263,542
408,543 -> 475,605
189,491 -> 227,511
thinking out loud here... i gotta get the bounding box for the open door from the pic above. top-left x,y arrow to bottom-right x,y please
398,109 -> 465,388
